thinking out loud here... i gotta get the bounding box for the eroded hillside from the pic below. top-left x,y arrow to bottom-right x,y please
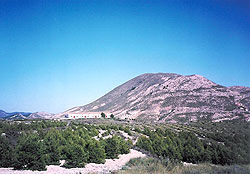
64,73 -> 250,123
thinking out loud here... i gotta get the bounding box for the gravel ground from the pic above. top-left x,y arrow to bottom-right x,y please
0,149 -> 146,174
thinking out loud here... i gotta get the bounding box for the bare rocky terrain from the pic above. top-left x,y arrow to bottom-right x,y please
62,73 -> 250,123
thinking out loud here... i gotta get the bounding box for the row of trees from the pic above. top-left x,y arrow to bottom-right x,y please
0,122 -> 132,171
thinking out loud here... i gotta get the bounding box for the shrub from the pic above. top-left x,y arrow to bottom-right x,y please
124,126 -> 132,136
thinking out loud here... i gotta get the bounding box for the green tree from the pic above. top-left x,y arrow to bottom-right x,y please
104,135 -> 121,159
119,138 -> 132,154
152,135 -> 169,158
124,126 -> 132,136
0,136 -> 14,167
13,134 -> 46,171
202,143 -> 212,162
134,127 -> 142,133
104,135 -> 131,159
62,143 -> 88,168
136,136 -> 153,152
85,140 -> 106,163
101,112 -> 106,118
143,127 -> 151,136
44,129 -> 61,165
180,132 -> 205,163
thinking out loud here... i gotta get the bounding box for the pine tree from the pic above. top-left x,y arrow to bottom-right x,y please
44,129 -> 61,165
13,134 -> 46,171
63,143 -> 88,168
85,140 -> 106,163
0,136 -> 14,167
136,136 -> 153,153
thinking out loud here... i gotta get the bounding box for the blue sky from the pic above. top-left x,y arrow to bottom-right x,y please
0,0 -> 249,113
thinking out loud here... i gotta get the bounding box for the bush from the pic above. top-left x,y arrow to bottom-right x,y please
134,127 -> 142,133
124,126 -> 132,136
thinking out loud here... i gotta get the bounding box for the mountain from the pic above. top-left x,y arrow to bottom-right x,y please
0,110 -> 9,118
27,112 -> 55,119
0,110 -> 54,120
4,113 -> 28,120
62,73 -> 250,123
0,110 -> 32,119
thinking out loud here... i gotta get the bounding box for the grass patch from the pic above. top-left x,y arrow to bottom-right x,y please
116,157 -> 250,174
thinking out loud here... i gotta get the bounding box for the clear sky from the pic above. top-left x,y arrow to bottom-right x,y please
0,0 -> 249,113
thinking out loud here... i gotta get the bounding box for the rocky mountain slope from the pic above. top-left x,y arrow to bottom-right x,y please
63,73 -> 250,123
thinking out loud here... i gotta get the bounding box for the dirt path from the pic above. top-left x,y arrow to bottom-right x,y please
0,149 -> 146,174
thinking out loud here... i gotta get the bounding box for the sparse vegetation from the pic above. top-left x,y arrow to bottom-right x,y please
0,119 -> 249,172
117,157 -> 250,174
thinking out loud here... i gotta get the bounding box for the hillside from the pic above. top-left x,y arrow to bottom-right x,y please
63,73 -> 250,123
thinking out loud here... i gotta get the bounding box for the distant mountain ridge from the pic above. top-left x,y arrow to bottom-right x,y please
63,73 -> 250,123
0,110 -> 8,118
0,110 -> 31,118
28,112 -> 55,119
0,110 -> 54,120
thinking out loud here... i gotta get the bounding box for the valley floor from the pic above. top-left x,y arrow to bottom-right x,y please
0,149 -> 146,174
